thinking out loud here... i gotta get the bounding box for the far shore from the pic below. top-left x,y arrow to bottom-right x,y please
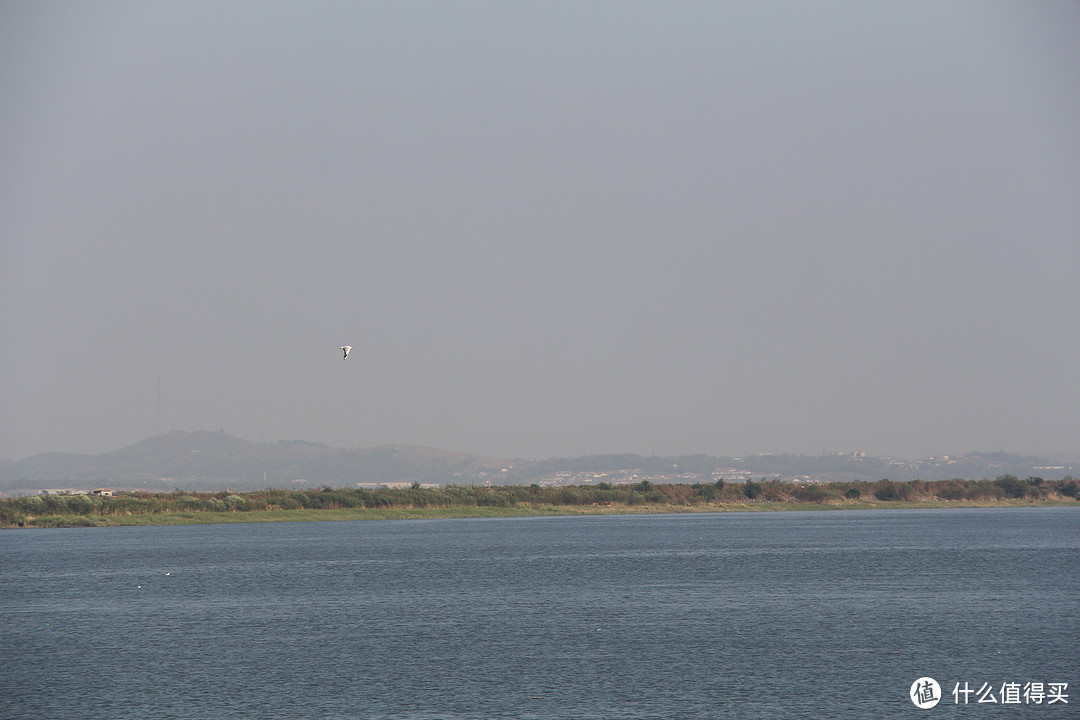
5,497 -> 1076,529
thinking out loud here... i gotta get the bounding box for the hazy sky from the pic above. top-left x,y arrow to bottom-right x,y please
2,2 -> 1078,462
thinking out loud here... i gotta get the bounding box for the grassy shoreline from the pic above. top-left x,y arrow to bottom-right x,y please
8,497 -> 1076,529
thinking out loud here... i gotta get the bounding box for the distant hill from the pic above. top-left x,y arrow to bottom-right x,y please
0,431 -> 511,494
0,431 -> 1075,495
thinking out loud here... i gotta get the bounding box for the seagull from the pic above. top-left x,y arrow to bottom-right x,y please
340,345 -> 352,360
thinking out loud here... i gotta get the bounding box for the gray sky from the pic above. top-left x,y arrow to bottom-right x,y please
2,1 -> 1078,462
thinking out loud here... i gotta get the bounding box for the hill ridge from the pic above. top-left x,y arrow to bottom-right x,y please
1,431 -> 1075,495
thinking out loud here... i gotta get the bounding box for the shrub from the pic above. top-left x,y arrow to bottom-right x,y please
793,485 -> 828,503
692,483 -> 717,501
478,491 -> 514,507
0,504 -> 28,526
760,482 -> 787,501
968,480 -> 1005,501
994,475 -> 1028,499
224,494 -> 250,511
645,490 -> 666,504
874,480 -> 901,501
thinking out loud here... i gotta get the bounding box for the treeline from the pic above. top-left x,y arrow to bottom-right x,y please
2,475 -> 1077,527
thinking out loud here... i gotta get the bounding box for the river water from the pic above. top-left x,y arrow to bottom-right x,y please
2,508 -> 1077,719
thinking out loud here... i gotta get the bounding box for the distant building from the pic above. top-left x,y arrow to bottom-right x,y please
91,488 -> 112,497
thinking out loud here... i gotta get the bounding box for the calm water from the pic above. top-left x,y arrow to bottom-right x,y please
1,508 -> 1077,719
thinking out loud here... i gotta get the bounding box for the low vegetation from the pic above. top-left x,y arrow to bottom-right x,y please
2,475 -> 1076,528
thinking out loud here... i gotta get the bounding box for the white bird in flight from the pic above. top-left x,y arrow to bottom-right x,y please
340,345 -> 352,360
